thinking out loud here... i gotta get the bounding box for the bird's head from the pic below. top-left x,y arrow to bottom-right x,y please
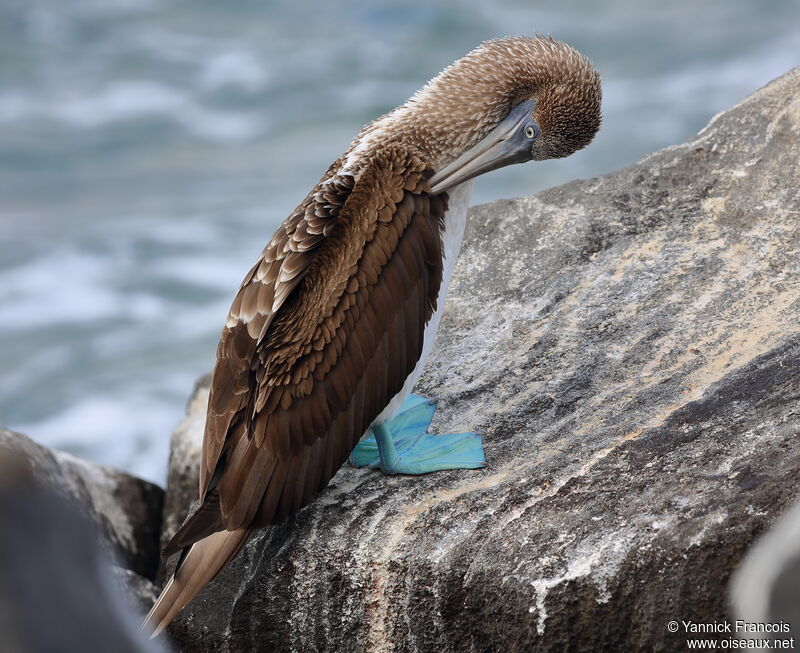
409,36 -> 601,193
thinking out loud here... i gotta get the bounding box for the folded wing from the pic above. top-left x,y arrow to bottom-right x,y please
167,145 -> 447,553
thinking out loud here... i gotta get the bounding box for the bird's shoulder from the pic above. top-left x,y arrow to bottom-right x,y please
200,143 -> 441,497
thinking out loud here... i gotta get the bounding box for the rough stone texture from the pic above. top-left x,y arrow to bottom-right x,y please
0,427 -> 164,580
158,373 -> 212,578
115,567 -> 162,618
160,68 -> 800,652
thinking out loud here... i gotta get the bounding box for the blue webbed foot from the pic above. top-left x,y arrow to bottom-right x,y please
349,394 -> 433,468
349,394 -> 486,475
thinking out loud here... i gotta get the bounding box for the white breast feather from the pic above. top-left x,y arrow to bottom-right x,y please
372,179 -> 474,426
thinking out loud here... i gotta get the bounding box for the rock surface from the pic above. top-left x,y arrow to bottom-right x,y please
0,427 -> 164,580
159,68 -> 800,652
115,567 -> 162,618
0,448 -> 164,653
158,373 -> 212,574
730,499 -> 800,645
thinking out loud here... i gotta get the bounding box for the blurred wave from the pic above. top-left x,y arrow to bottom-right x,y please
1,0 -> 798,483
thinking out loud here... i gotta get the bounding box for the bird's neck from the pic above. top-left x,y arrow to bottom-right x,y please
350,38 -> 562,170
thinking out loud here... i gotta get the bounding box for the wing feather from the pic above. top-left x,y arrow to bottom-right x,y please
171,145 -> 446,549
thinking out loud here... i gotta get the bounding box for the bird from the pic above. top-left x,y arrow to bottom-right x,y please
144,35 -> 601,636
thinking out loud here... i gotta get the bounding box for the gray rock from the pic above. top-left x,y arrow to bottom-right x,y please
115,567 -> 161,614
0,428 -> 164,580
730,500 -> 800,647
0,449 -> 165,653
160,67 -> 800,652
157,374 -> 211,579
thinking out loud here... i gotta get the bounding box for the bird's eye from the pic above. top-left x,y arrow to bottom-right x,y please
525,125 -> 537,139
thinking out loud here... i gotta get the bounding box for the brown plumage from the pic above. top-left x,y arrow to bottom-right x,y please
144,35 -> 601,636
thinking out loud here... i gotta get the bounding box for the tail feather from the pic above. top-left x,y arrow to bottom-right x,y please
142,529 -> 250,637
162,493 -> 224,557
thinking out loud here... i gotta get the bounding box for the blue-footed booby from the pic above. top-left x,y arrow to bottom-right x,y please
144,35 -> 601,635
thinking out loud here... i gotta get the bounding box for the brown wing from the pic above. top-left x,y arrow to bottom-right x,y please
167,145 -> 446,551
198,157 -> 352,499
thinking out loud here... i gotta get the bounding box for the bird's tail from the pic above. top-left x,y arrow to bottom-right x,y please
142,528 -> 250,637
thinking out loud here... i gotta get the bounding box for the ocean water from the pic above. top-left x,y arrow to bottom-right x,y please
1,0 -> 798,484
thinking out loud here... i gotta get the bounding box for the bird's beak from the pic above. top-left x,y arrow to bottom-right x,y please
429,99 -> 538,194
